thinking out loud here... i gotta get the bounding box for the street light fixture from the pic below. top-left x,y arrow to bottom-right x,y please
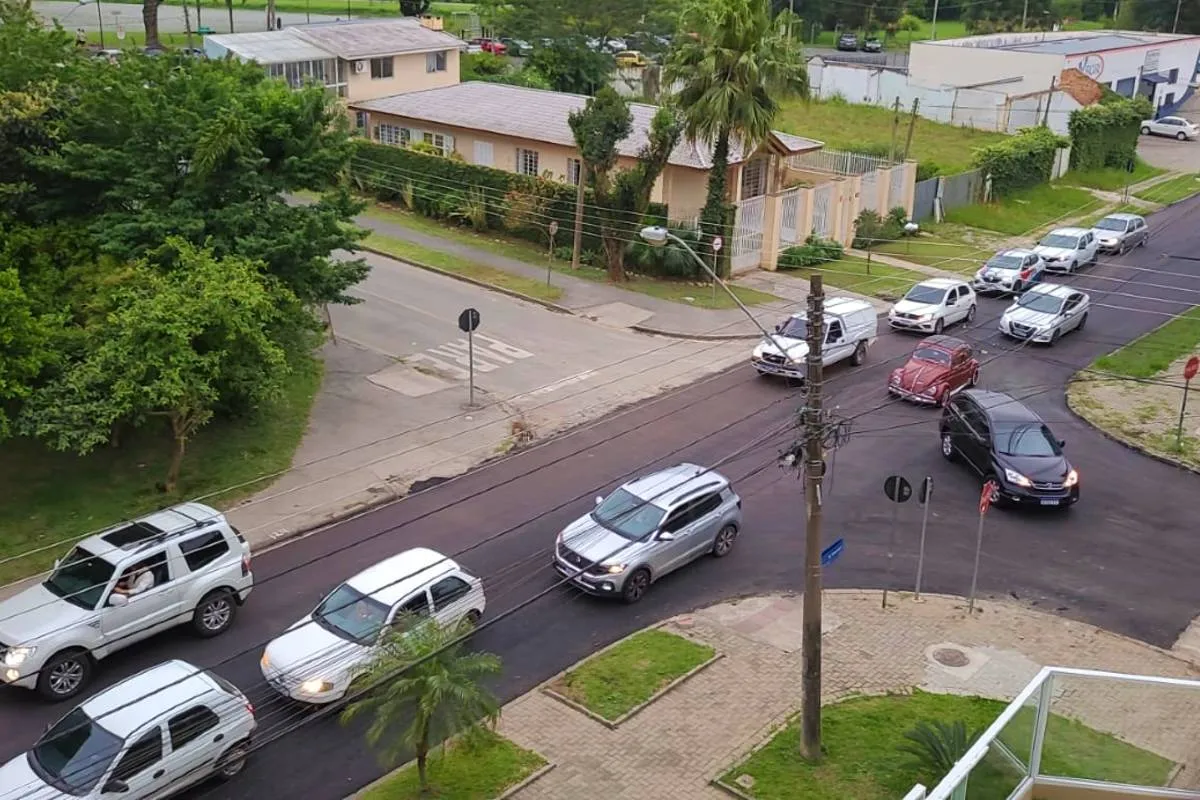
78,0 -> 106,49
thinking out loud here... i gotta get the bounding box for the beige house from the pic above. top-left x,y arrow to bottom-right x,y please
349,81 -> 825,223
203,19 -> 464,104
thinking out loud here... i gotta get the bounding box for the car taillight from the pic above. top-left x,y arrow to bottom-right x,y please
241,554 -> 251,577
736,498 -> 742,509
1020,268 -> 1032,279
245,698 -> 255,716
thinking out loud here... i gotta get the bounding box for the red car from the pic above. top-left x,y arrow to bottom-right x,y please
887,335 -> 979,406
470,37 -> 508,55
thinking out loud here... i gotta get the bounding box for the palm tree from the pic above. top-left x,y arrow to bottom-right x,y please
664,0 -> 808,271
340,616 -> 502,796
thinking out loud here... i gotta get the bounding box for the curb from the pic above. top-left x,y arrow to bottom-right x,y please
343,741 -> 554,800
495,761 -> 556,799
630,323 -> 762,341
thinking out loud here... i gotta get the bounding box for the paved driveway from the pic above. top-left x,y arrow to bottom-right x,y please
1138,131 -> 1200,172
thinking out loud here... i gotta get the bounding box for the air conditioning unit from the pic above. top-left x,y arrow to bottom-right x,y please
354,60 -> 366,74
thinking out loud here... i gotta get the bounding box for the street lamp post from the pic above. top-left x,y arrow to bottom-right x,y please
79,0 -> 106,48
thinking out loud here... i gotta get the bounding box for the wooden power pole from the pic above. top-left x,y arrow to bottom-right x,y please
570,164 -> 587,269
800,273 -> 826,762
902,98 -> 919,162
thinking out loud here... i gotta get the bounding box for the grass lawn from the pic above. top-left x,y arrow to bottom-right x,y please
359,730 -> 544,800
784,254 -> 926,299
873,236 -> 987,275
0,358 -> 322,585
85,30 -> 199,48
1135,173 -> 1200,205
722,690 -> 1173,800
1077,203 -> 1144,229
549,629 -> 715,721
1060,160 -> 1164,192
946,183 -> 1102,236
159,0 -> 473,19
355,199 -> 780,310
775,99 -> 1006,174
1094,307 -> 1200,379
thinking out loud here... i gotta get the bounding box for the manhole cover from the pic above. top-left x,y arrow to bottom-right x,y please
933,647 -> 970,667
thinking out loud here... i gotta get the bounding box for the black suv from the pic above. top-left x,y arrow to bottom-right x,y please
940,389 -> 1079,508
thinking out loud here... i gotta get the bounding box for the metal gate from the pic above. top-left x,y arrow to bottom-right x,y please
912,176 -> 938,221
731,195 -> 765,271
812,184 -> 833,239
778,187 -> 801,247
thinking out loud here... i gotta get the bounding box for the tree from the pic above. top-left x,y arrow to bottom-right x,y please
526,40 -> 613,95
19,240 -> 293,492
0,269 -> 58,437
665,0 -> 808,275
341,618 -> 502,796
142,0 -> 162,51
399,0 -> 430,15
480,0 -> 649,42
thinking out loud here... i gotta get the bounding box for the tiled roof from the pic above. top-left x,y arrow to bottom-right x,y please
206,20 -> 464,64
352,82 -> 823,169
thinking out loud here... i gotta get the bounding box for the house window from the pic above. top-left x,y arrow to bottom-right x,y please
740,157 -> 767,199
370,57 -> 394,79
566,158 -> 582,186
354,110 -> 367,131
517,148 -> 539,176
423,131 -> 453,156
377,124 -> 408,146
426,50 -> 447,73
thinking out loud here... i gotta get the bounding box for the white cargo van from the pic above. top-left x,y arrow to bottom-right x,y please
751,297 -> 878,379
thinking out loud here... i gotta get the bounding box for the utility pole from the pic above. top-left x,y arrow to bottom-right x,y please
888,96 -> 902,162
570,163 -> 587,269
182,0 -> 194,50
227,0 -> 234,33
788,0 -> 794,44
1172,0 -> 1182,33
266,0 -> 276,32
902,98 -> 920,161
1043,76 -> 1056,127
800,273 -> 826,763
194,0 -> 201,30
1021,0 -> 1029,30
931,0 -> 939,40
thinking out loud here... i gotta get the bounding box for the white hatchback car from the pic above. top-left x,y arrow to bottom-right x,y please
0,660 -> 256,799
1032,227 -> 1098,273
260,547 -> 485,705
972,249 -> 1046,295
1140,116 -> 1198,141
998,283 -> 1090,344
0,503 -> 253,701
888,278 -> 976,334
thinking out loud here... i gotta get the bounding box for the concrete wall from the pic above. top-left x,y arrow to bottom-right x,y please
909,39 -> 1063,95
343,48 -> 460,103
1062,38 -> 1200,112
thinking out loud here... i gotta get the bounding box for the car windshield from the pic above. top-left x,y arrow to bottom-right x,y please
592,488 -> 667,540
1093,217 -> 1128,232
986,254 -> 1022,270
993,423 -> 1062,457
1039,234 -> 1078,248
904,285 -> 947,304
912,347 -> 952,366
777,317 -> 808,339
28,708 -> 122,795
312,583 -> 390,645
1016,292 -> 1064,314
43,546 -> 116,610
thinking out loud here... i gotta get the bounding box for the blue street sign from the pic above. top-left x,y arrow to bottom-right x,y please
821,538 -> 845,567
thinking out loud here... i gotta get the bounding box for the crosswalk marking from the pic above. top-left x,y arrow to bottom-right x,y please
407,335 -> 534,382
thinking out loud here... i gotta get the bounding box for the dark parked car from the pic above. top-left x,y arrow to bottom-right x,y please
939,389 -> 1079,509
862,37 -> 883,52
836,32 -> 859,51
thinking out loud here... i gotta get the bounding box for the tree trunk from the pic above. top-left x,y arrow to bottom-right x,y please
601,230 -> 626,282
226,0 -> 235,33
416,728 -> 430,794
702,128 -> 731,278
142,0 -> 162,50
165,414 -> 188,494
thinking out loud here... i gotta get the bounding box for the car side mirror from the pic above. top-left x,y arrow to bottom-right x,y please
594,496 -> 603,506
108,594 -> 128,608
103,779 -> 130,794
773,323 -> 783,333
657,531 -> 676,541
1058,438 -> 1066,448
53,559 -> 61,570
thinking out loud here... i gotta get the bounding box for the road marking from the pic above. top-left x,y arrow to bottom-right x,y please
408,335 -> 534,382
527,370 -> 598,397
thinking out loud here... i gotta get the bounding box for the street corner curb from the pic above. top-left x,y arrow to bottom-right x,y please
630,323 -> 762,341
494,760 -> 556,800
355,244 -> 575,316
1063,379 -> 1200,479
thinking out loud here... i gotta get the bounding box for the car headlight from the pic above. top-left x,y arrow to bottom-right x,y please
1063,469 -> 1079,488
260,652 -> 270,670
601,563 -> 626,575
1004,468 -> 1032,487
300,679 -> 334,694
916,313 -> 934,321
922,385 -> 938,396
3,646 -> 34,667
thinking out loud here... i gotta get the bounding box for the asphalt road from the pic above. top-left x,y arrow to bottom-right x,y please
31,0 -> 341,35
1,194 -> 1198,799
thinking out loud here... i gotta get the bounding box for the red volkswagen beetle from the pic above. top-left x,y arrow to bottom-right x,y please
887,335 -> 979,406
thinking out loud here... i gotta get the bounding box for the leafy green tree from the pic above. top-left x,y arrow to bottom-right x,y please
0,2 -> 78,93
399,0 -> 430,15
481,0 -> 649,41
341,617 -> 502,796
665,0 -> 808,275
19,240 -> 294,492
0,269 -> 58,437
526,40 -> 613,95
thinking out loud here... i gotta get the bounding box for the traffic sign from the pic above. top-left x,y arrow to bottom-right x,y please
821,538 -> 845,567
1186,356 -> 1199,381
883,475 -> 912,503
712,236 -> 723,252
979,480 -> 998,515
458,308 -> 481,333
918,476 -> 933,505
548,221 -> 559,237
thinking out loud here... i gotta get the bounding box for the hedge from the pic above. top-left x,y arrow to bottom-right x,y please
1067,95 -> 1151,172
350,141 -> 668,258
972,126 -> 1067,197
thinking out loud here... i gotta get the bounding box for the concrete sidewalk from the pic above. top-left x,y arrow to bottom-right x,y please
497,591 -> 1200,799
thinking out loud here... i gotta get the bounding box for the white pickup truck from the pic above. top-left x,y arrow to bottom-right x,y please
751,297 -> 878,380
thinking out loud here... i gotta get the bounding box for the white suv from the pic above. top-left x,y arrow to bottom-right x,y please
0,660 -> 256,798
0,503 -> 254,701
888,278 -> 976,334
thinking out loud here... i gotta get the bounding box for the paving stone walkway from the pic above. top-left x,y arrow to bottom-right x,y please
498,591 -> 1200,800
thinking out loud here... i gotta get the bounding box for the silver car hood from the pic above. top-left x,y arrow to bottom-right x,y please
560,515 -> 646,567
1003,305 -> 1058,328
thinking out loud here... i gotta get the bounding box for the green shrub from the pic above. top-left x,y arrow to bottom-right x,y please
625,225 -> 706,279
899,720 -> 983,783
852,206 -> 912,249
778,233 -> 845,269
972,126 -> 1067,197
1068,95 -> 1152,172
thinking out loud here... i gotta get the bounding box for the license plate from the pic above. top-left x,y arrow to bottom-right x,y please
1040,498 -> 1059,506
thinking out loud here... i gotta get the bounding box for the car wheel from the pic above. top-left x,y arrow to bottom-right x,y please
851,340 -> 867,366
935,385 -> 949,407
621,568 -> 651,604
1178,131 -> 1188,141
1139,237 -> 1147,248
37,650 -> 92,701
1141,125 -> 1151,134
1077,312 -> 1087,330
193,589 -> 237,638
965,304 -> 977,324
933,318 -> 944,334
968,367 -> 979,387
465,609 -> 483,627
712,524 -> 738,557
215,743 -> 250,781
1118,241 -> 1126,255
1012,280 -> 1023,294
1049,328 -> 1061,345
940,431 -> 957,461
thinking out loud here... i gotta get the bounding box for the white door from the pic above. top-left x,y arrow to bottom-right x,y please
473,141 -> 494,167
98,555 -> 183,656
103,726 -> 174,798
164,705 -> 225,792
428,575 -> 476,627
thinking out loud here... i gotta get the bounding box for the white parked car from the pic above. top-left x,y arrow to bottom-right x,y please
1140,116 -> 1198,141
998,283 -> 1090,345
0,503 -> 253,701
972,249 -> 1046,295
260,547 -> 485,705
752,297 -> 878,379
888,278 -> 976,334
0,660 -> 256,798
1032,227 -> 1098,273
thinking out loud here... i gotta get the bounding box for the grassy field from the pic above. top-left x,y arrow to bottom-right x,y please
1094,307 -> 1200,379
945,183 -> 1102,236
1135,173 -> 1200,205
775,98 -> 1007,174
549,629 -> 715,721
722,691 -> 1173,800
1077,203 -> 1144,228
784,254 -> 926,299
360,731 -> 544,800
1060,160 -> 1164,192
0,358 -> 322,585
85,30 -> 200,48
805,18 -> 1103,49
159,0 -> 473,20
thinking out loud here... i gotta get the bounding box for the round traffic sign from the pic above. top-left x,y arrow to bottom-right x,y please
1186,356 -> 1199,381
548,221 -> 559,237
883,475 -> 912,503
979,480 -> 998,515
458,307 -> 481,333
712,236 -> 723,252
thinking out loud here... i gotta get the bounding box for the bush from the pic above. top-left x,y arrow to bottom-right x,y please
972,126 -> 1067,197
1068,95 -> 1151,172
625,224 -> 706,279
852,206 -> 911,249
778,234 -> 845,269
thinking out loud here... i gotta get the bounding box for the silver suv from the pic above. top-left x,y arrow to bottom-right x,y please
0,503 -> 254,701
553,464 -> 743,603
